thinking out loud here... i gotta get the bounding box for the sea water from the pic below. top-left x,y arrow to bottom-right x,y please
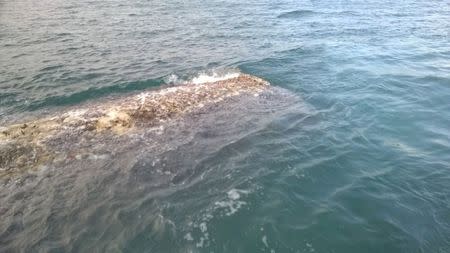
1,0 -> 449,252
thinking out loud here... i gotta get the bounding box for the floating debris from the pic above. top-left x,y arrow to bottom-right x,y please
0,74 -> 270,178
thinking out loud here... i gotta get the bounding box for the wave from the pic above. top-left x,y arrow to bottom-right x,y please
277,10 -> 359,19
277,10 -> 317,19
25,68 -> 243,111
191,72 -> 241,85
26,78 -> 165,111
164,68 -> 242,85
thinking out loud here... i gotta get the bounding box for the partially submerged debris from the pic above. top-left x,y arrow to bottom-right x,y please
0,74 -> 269,178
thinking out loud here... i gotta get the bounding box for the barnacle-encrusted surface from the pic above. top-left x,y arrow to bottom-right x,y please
0,74 -> 269,177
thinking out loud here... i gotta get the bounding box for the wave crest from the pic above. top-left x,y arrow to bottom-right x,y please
164,69 -> 242,85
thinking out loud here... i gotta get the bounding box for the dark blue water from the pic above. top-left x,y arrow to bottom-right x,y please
1,0 -> 450,252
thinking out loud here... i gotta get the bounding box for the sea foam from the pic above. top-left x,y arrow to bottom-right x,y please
191,71 -> 241,85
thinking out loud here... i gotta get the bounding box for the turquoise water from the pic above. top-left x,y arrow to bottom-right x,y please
1,0 -> 450,252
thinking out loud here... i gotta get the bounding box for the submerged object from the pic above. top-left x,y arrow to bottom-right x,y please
0,73 -> 303,251
0,74 -> 270,178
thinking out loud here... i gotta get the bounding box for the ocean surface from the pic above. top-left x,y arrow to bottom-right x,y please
1,0 -> 450,252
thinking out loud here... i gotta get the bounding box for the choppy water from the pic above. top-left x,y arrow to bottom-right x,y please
1,0 -> 450,252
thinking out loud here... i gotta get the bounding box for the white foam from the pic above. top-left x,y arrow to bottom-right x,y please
191,72 -> 240,85
306,242 -> 315,252
215,188 -> 250,216
199,222 -> 207,233
215,199 -> 244,216
196,237 -> 206,248
262,235 -> 269,248
164,74 -> 180,84
184,233 -> 194,241
196,222 -> 209,248
184,188 -> 251,249
227,188 -> 249,200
